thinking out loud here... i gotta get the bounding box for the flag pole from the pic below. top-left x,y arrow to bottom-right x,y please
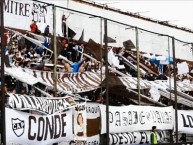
53,4 -> 57,97
100,16 -> 103,94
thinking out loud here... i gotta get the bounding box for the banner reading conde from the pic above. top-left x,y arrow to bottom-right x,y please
178,110 -> 193,134
6,108 -> 73,145
100,105 -> 173,134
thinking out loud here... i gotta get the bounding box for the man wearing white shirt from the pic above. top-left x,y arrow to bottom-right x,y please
108,47 -> 125,69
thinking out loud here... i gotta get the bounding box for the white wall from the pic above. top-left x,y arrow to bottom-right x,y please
4,0 -> 193,61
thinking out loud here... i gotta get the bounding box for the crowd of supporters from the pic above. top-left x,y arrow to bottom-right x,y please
0,19 -> 193,106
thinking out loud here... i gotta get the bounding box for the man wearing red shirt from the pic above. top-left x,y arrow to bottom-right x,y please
30,20 -> 38,33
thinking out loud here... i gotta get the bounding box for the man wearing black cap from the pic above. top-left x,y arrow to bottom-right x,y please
150,126 -> 158,145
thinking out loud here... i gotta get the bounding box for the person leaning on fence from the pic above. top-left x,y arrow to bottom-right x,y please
150,126 -> 158,145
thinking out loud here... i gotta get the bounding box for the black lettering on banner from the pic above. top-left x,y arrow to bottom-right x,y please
181,114 -> 190,127
118,133 -> 124,144
110,134 -> 119,144
33,97 -> 42,111
139,132 -> 148,144
187,115 -> 193,128
4,0 -> 30,16
87,140 -> 99,145
57,100 -> 62,111
28,113 -> 67,141
122,112 -> 129,126
10,94 -> 74,114
19,3 -> 24,15
4,0 -> 10,12
61,113 -> 66,137
160,112 -> 165,124
151,111 -> 156,123
30,96 -> 37,109
128,111 -> 132,125
54,100 -> 58,113
125,132 -> 133,144
86,106 -> 99,114
28,116 -> 36,140
37,117 -> 45,141
131,132 -> 137,144
115,111 -> 121,126
47,100 -> 54,114
54,115 -> 61,139
169,112 -> 172,124
24,95 -> 36,109
157,131 -> 163,140
21,95 -> 31,109
164,111 -> 172,124
32,3 -> 47,23
44,117 -> 54,140
156,111 -> 162,123
51,100 -> 56,114
14,1 -> 18,15
110,132 -> 142,145
166,112 -> 170,124
12,94 -> 24,108
10,0 -> 13,13
139,111 -> 145,125
25,3 -> 30,16
41,98 -> 48,113
133,111 -> 138,124
121,133 -> 129,144
75,104 -> 85,111
146,112 -> 151,121
109,112 -> 113,123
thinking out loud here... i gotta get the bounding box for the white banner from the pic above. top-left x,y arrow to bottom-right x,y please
6,108 -> 73,145
177,62 -> 189,75
109,131 -> 169,145
74,103 -> 87,141
178,110 -> 193,134
8,93 -> 76,114
74,135 -> 99,145
4,0 -> 54,34
86,103 -> 100,119
5,67 -> 40,85
100,105 -> 173,134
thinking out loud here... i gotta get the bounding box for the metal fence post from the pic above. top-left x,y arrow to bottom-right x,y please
104,18 -> 109,145
172,37 -> 178,143
0,0 -> 6,144
135,27 -> 140,105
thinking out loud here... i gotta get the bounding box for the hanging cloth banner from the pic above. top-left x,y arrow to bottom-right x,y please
100,105 -> 173,134
6,108 -> 73,145
8,93 -> 76,115
5,67 -> 40,85
23,68 -> 102,93
109,131 -> 169,145
178,110 -> 193,134
74,103 -> 87,141
4,0 -> 54,34
86,103 -> 100,145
